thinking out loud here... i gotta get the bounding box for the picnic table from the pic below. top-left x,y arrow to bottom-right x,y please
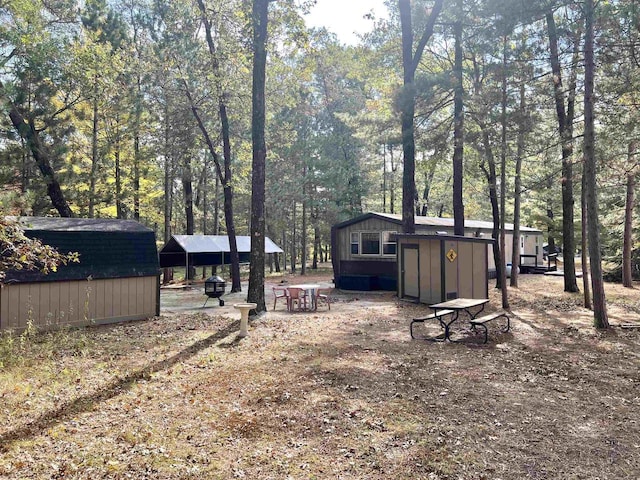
287,284 -> 320,311
412,298 -> 489,342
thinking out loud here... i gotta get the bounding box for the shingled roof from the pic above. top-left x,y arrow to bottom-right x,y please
4,217 -> 159,283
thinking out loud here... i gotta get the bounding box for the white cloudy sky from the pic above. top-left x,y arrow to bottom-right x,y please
303,0 -> 389,44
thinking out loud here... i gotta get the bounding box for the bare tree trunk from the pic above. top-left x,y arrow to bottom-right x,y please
301,164 -> 307,275
5,92 -> 74,217
623,143 -> 636,287
194,0 -> 242,292
452,0 -> 465,236
383,144 -> 387,213
581,163 -> 592,309
291,202 -> 297,273
247,0 -> 269,312
499,35 -> 509,310
163,98 -> 173,285
398,0 -> 443,234
584,0 -> 608,328
478,127 -> 503,289
133,74 -> 141,222
511,81 -> 526,288
547,11 -> 579,293
89,79 -> 99,218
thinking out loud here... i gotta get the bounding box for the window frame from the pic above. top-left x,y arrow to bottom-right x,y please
349,230 -> 398,257
382,231 -> 397,256
350,232 -> 360,255
359,232 -> 381,256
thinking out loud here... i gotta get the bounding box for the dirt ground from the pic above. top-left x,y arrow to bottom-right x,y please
1,269 -> 639,479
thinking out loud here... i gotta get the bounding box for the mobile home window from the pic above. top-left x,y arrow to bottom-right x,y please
350,232 -> 359,255
382,231 -> 397,255
361,232 -> 380,255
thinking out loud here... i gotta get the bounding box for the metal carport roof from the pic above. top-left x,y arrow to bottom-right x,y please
159,235 -> 283,268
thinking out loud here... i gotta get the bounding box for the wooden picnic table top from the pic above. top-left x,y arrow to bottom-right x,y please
430,298 -> 489,310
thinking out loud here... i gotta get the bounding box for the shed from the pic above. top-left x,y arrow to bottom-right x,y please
1,217 -> 160,332
159,235 -> 284,268
332,212 -> 543,290
396,234 -> 493,304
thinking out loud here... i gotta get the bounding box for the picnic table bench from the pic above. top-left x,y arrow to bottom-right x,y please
469,311 -> 510,344
410,309 -> 454,340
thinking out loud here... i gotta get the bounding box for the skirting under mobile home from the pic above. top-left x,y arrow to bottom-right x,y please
1,217 -> 160,332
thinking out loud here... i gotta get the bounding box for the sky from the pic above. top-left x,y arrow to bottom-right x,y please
303,0 -> 389,45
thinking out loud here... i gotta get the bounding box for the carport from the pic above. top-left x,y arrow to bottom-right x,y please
159,235 -> 283,269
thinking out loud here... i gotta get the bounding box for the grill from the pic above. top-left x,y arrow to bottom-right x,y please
203,275 -> 226,307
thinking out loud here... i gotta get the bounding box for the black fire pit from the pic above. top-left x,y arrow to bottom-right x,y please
203,275 -> 226,307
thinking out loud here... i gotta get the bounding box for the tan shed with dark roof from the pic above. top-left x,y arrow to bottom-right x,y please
1,217 -> 160,332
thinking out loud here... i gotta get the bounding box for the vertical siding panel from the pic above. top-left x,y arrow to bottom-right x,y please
18,284 -> 33,329
458,242 -> 473,298
95,279 -> 106,321
129,278 -> 137,316
472,243 -> 486,298
63,282 -> 77,325
430,240 -> 442,304
48,282 -> 61,326
1,286 -> 8,329
8,286 -> 20,329
28,283 -> 41,327
143,277 -> 153,316
111,279 -> 121,318
38,283 -> 50,328
105,279 -> 115,318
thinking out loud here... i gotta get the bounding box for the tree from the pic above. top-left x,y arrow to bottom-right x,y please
546,7 -> 580,293
0,217 -> 78,282
583,0 -> 608,328
398,0 -> 444,234
247,0 -> 270,312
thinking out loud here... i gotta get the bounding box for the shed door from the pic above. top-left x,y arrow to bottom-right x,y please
401,244 -> 420,300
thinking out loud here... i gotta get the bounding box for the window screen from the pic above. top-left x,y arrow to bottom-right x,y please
350,232 -> 359,255
382,231 -> 397,255
361,232 -> 380,255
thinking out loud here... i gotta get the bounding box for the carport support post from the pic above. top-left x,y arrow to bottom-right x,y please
185,252 -> 189,285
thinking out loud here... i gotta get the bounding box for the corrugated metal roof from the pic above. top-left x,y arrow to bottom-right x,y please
169,235 -> 284,254
336,212 -> 542,233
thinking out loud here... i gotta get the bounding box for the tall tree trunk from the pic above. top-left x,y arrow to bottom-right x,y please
511,81 -> 526,288
291,202 -> 297,273
581,161 -> 592,309
312,205 -> 319,270
163,97 -> 173,285
114,114 -> 124,219
584,0 -> 608,328
4,91 -> 74,217
247,0 -> 269,312
398,0 -> 443,234
547,11 -> 579,293
183,155 -> 194,282
89,78 -> 99,218
133,74 -> 141,221
452,0 -> 465,236
301,164 -> 307,276
383,144 -> 387,213
390,146 -> 397,214
623,142 -> 636,288
195,0 -> 242,292
479,127 -> 502,289
499,35 -> 509,310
